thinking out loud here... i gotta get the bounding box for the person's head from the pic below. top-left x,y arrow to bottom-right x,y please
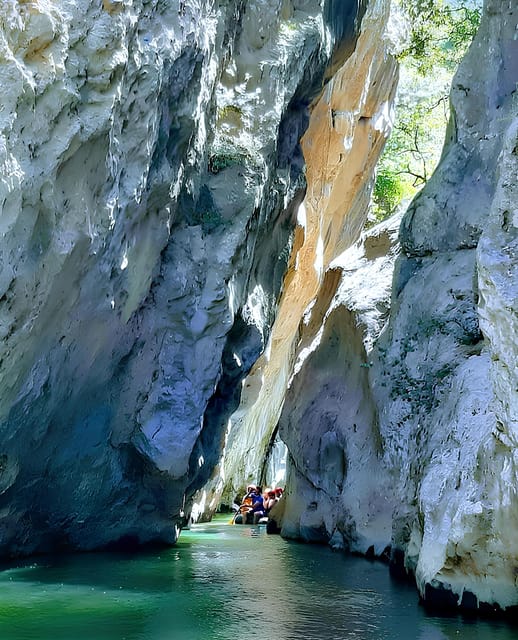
255,486 -> 262,494
267,490 -> 276,499
246,484 -> 256,493
275,487 -> 283,497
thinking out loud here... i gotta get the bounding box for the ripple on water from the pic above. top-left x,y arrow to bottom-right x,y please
0,518 -> 516,640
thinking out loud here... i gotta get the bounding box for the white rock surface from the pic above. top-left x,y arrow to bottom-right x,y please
267,0 -> 518,613
1,0 -> 516,614
383,0 -> 518,610
203,0 -> 400,513
278,213 -> 402,553
0,0 -> 367,553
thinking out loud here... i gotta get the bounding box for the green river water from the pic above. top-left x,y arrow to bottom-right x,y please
0,516 -> 515,640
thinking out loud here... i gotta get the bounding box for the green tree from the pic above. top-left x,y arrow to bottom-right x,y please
400,0 -> 481,73
371,0 -> 481,223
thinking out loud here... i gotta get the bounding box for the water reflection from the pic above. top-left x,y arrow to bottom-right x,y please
0,518 -> 515,639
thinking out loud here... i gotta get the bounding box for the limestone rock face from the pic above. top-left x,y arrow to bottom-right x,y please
205,0 -> 399,513
1,0 -> 516,614
269,0 -> 518,613
278,213 -> 401,552
0,0 -> 369,554
381,1 -> 518,610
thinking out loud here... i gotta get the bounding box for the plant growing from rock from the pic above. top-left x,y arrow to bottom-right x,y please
371,0 -> 481,222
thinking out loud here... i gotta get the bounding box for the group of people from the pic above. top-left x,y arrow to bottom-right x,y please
233,485 -> 284,525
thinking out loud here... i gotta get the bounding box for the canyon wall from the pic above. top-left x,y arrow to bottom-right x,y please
0,0 -> 516,616
269,0 -> 518,613
199,0 -> 400,515
0,0 -> 371,554
383,0 -> 518,610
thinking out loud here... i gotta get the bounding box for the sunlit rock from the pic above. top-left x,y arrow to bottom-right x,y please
278,213 -> 401,554
268,0 -> 517,613
1,0 -> 516,615
0,0 -> 371,554
382,0 -> 518,611
208,0 -> 399,513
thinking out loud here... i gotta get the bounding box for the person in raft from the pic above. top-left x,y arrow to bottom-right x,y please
234,485 -> 254,523
264,489 -> 278,513
234,485 -> 284,524
251,486 -> 267,524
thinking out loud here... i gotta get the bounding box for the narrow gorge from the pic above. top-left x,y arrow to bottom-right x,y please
0,0 -> 516,618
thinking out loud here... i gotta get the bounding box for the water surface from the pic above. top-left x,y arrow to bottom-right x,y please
0,517 -> 515,639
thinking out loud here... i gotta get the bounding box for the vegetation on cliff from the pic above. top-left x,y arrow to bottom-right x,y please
371,0 -> 481,222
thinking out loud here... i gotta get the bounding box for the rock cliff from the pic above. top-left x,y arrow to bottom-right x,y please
0,0 -> 516,617
384,2 -> 518,610
0,0 -> 376,554
199,0 -> 399,517
266,0 -> 518,614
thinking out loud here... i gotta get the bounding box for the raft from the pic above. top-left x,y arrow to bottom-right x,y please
232,513 -> 268,525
